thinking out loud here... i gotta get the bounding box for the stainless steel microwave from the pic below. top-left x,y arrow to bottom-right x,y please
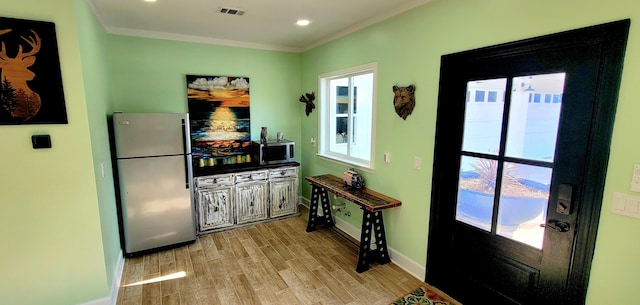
254,140 -> 295,165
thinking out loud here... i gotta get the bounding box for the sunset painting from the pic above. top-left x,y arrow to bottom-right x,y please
186,75 -> 251,163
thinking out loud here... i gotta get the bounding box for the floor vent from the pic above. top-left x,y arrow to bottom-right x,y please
217,7 -> 245,16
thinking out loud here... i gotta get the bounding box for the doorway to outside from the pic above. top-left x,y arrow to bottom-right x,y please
426,20 -> 629,305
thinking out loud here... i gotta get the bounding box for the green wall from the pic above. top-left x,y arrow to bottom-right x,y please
105,35 -> 303,145
74,0 -> 121,289
0,1 -> 110,304
300,0 -> 640,303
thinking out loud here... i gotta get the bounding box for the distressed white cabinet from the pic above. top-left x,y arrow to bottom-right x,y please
235,170 -> 269,224
195,173 -> 235,232
194,165 -> 299,234
269,167 -> 299,218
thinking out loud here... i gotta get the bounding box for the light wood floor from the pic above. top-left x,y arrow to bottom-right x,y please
115,208 -> 439,305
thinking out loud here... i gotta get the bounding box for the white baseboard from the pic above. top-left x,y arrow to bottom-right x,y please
110,251 -> 125,305
77,250 -> 124,305
298,197 -> 426,280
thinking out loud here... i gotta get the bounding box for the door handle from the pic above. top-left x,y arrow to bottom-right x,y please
540,220 -> 570,232
182,119 -> 190,189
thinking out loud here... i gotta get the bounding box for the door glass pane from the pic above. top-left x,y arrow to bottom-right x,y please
456,156 -> 497,232
505,73 -> 565,162
497,163 -> 551,249
462,78 -> 507,155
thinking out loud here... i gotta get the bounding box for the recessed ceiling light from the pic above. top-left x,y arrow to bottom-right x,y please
296,19 -> 310,26
144,0 -> 157,2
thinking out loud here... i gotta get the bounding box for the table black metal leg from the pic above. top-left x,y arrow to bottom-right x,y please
356,210 -> 391,273
306,185 -> 334,232
372,210 -> 391,265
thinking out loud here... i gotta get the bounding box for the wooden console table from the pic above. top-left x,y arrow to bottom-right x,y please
305,174 -> 401,273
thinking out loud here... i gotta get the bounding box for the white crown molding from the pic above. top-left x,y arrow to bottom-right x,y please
302,0 -> 432,51
85,0 -> 109,31
104,26 -> 304,53
85,0 -> 430,53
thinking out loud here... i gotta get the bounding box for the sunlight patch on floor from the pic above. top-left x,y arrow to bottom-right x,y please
124,271 -> 186,287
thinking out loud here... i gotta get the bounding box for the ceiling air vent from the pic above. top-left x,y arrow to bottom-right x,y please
217,7 -> 245,16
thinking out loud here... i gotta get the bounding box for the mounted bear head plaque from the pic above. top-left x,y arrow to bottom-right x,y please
392,85 -> 416,120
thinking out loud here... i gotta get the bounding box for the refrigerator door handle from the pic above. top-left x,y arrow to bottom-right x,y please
183,155 -> 190,189
182,119 -> 190,189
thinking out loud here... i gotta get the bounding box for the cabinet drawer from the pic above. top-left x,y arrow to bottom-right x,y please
269,167 -> 298,179
235,170 -> 268,183
196,174 -> 234,187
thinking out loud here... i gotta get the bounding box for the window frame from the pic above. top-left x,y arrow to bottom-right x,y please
317,62 -> 377,170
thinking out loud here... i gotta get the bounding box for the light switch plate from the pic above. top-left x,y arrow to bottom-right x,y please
612,192 -> 640,219
413,156 -> 421,170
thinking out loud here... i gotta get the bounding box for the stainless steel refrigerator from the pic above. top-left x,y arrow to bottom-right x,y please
112,112 -> 196,255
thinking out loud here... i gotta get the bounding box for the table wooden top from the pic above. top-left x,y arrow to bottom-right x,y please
305,174 -> 401,212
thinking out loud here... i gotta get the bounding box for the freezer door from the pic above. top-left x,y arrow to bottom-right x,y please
113,113 -> 190,158
118,154 -> 196,254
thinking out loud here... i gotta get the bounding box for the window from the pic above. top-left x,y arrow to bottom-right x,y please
318,63 -> 376,169
475,90 -> 485,102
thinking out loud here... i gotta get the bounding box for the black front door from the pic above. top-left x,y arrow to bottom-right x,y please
426,20 -> 629,304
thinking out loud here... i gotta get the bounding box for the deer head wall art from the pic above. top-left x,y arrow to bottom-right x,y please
0,17 -> 67,124
0,29 -> 41,120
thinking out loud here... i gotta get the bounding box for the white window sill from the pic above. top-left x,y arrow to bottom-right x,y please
316,153 -> 374,173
